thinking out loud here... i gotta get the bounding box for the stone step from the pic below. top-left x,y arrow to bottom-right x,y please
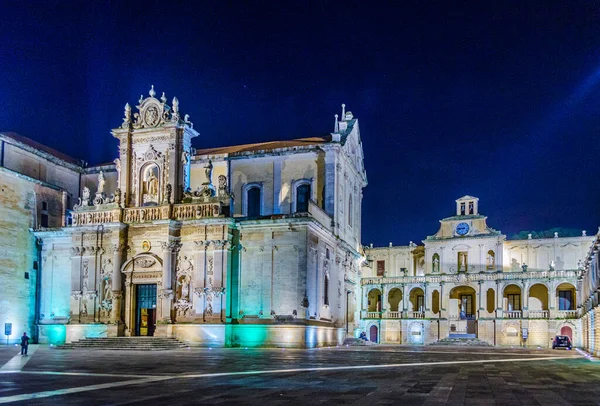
430,336 -> 492,347
56,337 -> 188,351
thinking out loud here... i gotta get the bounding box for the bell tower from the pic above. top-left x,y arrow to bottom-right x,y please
111,86 -> 198,207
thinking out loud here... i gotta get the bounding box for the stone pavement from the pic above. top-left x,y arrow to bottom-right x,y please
0,344 -> 596,405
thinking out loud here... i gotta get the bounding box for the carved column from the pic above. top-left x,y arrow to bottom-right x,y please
213,240 -> 229,322
496,280 -> 503,318
111,243 -> 124,324
159,241 -> 180,323
478,280 -> 483,312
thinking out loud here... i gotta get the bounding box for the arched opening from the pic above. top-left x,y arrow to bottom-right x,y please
556,283 -> 576,311
449,285 -> 476,319
432,290 -> 440,314
295,183 -> 310,213
387,288 -> 402,312
246,186 -> 261,217
408,287 -> 425,312
528,283 -> 549,314
369,325 -> 379,343
503,284 -> 522,313
367,289 -> 382,312
560,325 -> 573,340
486,288 -> 495,314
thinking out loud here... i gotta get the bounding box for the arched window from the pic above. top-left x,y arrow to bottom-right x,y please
348,195 -> 353,226
247,187 -> 261,217
296,183 -> 310,213
324,273 -> 330,306
243,183 -> 263,217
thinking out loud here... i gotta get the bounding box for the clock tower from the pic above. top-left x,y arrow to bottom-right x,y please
423,195 -> 505,274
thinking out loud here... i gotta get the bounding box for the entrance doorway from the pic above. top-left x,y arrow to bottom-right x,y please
135,284 -> 157,336
369,325 -> 379,343
560,326 -> 573,340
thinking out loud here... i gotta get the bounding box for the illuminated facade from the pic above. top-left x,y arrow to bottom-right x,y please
360,196 -> 593,347
30,88 -> 366,347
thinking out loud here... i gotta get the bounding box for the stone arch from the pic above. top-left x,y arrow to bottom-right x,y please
556,282 -> 577,311
121,253 -> 164,274
528,283 -> 549,311
503,283 -> 522,312
556,320 -> 577,342
367,288 -> 382,312
449,285 -> 477,318
408,286 -> 425,312
387,288 -> 403,312
365,321 -> 379,343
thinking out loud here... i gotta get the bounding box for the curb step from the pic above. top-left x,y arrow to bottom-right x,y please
429,337 -> 492,347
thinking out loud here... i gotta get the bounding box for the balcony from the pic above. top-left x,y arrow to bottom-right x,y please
406,311 -> 425,319
383,311 -> 402,319
361,311 -> 381,319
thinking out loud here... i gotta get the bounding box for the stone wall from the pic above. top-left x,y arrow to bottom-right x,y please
0,168 -> 64,343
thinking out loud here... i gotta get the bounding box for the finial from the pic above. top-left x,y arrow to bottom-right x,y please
334,114 -> 339,132
139,94 -> 144,104
172,97 -> 179,114
583,230 -> 587,237
124,103 -> 131,119
149,85 -> 156,97
160,92 -> 167,103
341,103 -> 346,119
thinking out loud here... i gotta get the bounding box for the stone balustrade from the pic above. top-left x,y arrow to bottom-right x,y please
528,310 -> 549,319
556,310 -> 578,319
504,310 -> 522,319
71,202 -> 228,226
361,269 -> 579,286
384,311 -> 402,319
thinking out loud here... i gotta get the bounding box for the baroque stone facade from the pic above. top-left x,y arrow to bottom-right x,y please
30,89 -> 367,347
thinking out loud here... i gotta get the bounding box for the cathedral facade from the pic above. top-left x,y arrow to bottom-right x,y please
29,88 -> 366,347
360,195 -> 593,347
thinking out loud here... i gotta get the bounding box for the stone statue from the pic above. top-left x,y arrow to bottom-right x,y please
104,279 -> 112,300
432,256 -> 440,273
146,169 -> 158,196
218,175 -> 227,197
203,160 -> 213,185
97,171 -> 105,195
82,187 -> 90,206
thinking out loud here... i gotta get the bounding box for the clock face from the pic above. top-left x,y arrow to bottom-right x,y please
456,222 -> 470,236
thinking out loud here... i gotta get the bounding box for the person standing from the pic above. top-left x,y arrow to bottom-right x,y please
20,332 -> 30,356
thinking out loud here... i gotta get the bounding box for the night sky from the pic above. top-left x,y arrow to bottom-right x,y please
2,2 -> 600,246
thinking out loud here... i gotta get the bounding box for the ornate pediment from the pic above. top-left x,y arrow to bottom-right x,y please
127,85 -> 191,130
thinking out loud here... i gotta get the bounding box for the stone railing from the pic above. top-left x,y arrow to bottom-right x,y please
383,311 -> 402,319
71,202 -> 228,226
407,311 -> 425,319
528,310 -> 549,319
556,310 -> 578,319
72,209 -> 121,226
504,310 -> 522,319
172,203 -> 222,220
361,270 -> 579,286
123,206 -> 170,223
361,311 -> 381,319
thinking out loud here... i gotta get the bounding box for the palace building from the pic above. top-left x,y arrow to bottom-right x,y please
360,195 -> 594,347
3,87 -> 366,347
0,87 -> 597,349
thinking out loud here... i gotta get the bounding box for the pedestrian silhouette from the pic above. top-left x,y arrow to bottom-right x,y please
20,332 -> 30,356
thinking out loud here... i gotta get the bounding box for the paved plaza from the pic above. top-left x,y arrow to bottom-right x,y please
0,344 -> 597,405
